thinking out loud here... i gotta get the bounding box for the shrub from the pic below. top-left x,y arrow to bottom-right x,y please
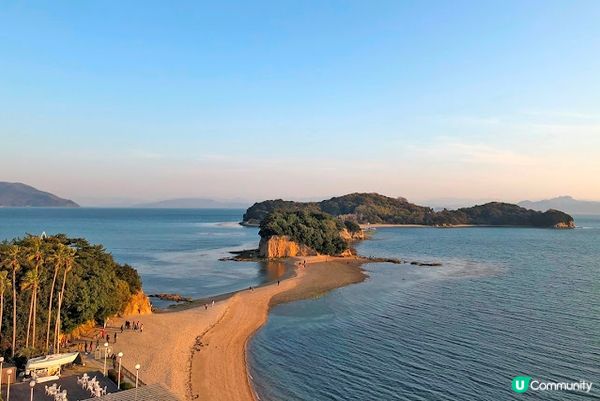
107,368 -> 119,383
120,382 -> 135,390
343,220 -> 361,233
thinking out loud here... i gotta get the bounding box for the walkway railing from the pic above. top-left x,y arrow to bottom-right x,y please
120,365 -> 146,387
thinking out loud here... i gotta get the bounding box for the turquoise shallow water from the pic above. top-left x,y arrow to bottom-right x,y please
249,217 -> 600,400
0,208 -> 273,299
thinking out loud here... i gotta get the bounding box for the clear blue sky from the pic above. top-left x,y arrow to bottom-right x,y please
1,1 -> 599,205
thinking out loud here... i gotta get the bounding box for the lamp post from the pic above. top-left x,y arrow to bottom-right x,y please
103,341 -> 109,376
0,356 -> 4,397
134,364 -> 140,388
117,352 -> 123,389
6,368 -> 12,401
29,380 -> 37,401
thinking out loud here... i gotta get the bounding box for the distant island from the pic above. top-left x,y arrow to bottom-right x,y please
243,193 -> 575,229
133,197 -> 250,209
242,193 -> 575,259
0,182 -> 79,207
519,195 -> 600,215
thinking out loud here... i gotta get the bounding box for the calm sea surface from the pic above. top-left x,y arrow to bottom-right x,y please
2,209 -> 599,399
249,216 -> 600,400
0,208 -> 273,299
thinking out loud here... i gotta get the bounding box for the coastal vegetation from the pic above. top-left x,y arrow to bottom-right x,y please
244,193 -> 575,228
259,210 -> 349,255
242,199 -> 320,226
0,234 -> 142,358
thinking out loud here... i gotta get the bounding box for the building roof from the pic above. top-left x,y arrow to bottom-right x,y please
82,383 -> 181,401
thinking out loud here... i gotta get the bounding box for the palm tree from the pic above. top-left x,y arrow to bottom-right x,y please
26,236 -> 45,349
1,245 -> 21,357
46,244 -> 65,352
55,246 -> 76,352
0,270 -> 11,343
21,269 -> 39,348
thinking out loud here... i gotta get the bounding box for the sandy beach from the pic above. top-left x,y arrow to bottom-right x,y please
105,300 -> 228,399
110,256 -> 367,401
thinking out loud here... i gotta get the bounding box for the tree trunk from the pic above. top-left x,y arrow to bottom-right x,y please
26,292 -> 34,348
32,285 -> 37,348
55,269 -> 68,352
46,269 -> 58,352
0,290 -> 4,341
55,292 -> 63,353
12,269 -> 16,357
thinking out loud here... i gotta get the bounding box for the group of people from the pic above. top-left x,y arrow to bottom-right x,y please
121,319 -> 144,332
203,299 -> 216,310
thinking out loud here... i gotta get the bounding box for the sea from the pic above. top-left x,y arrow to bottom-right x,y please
1,209 -> 598,400
0,208 -> 270,300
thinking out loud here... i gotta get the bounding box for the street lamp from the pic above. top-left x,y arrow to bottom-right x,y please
6,368 -> 12,401
29,380 -> 37,401
103,341 -> 109,376
0,356 -> 4,397
117,352 -> 124,389
134,363 -> 141,388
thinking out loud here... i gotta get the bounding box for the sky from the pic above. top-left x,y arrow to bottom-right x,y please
1,0 -> 600,206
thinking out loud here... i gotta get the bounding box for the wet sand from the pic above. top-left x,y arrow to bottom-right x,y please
190,256 -> 367,401
113,256 -> 367,401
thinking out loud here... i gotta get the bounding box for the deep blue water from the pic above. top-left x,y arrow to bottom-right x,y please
249,217 -> 600,400
0,208 -> 274,299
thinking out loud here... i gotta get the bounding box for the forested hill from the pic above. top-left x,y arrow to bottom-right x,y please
242,193 -> 575,228
0,182 -> 79,207
0,234 -> 142,356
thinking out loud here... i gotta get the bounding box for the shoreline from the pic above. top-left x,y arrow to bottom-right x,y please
109,256 -> 368,401
189,255 -> 368,401
361,223 -> 477,228
162,259 -> 296,313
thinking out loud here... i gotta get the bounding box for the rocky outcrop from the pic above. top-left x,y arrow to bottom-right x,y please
554,221 -> 576,229
67,319 -> 97,341
339,228 -> 366,241
259,235 -> 318,258
121,290 -> 153,316
149,293 -> 192,303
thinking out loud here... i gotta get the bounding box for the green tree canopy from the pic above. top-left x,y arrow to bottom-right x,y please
259,210 -> 349,255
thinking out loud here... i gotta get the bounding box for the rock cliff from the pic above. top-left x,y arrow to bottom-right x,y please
65,291 -> 152,341
120,290 -> 153,316
259,235 -> 319,258
339,228 -> 366,241
554,221 -> 576,229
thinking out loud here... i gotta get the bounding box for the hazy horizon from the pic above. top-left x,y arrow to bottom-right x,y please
2,1 -> 599,204
2,181 -> 597,208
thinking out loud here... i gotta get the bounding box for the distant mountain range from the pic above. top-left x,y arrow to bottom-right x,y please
132,197 -> 251,208
518,196 -> 600,215
0,182 -> 79,207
